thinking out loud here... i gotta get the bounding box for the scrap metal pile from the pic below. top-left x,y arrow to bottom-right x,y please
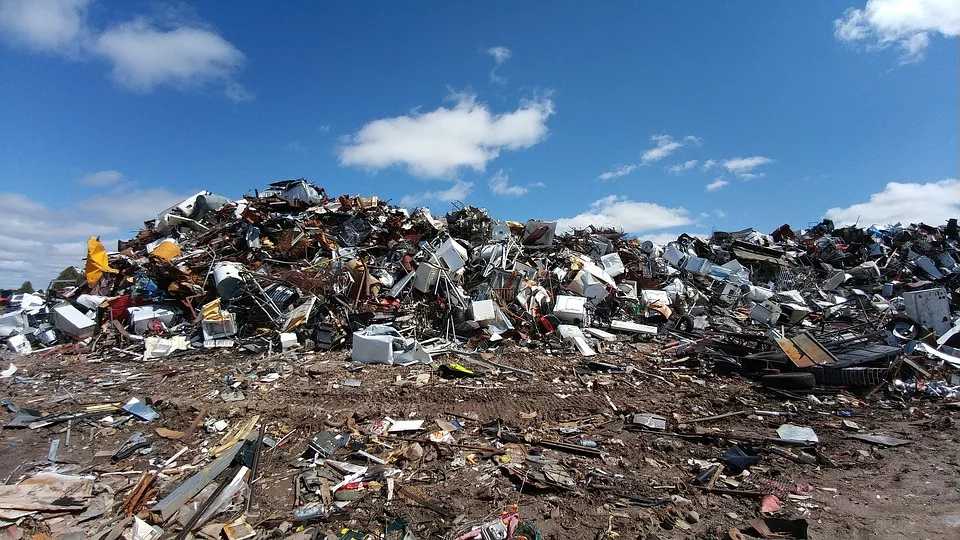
1,178 -> 959,539
4,179 -> 959,379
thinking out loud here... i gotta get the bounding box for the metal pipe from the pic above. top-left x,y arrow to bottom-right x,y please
174,465 -> 241,540
243,423 -> 266,515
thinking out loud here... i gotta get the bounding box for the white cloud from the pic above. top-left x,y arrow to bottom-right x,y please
738,172 -> 764,181
94,19 -> 245,92
487,45 -> 511,64
400,181 -> 474,207
224,81 -> 255,103
722,156 -> 774,178
486,45 -> 511,84
339,93 -> 555,178
556,195 -> 692,233
0,0 -> 252,100
714,209 -> 727,218
79,169 -> 123,187
834,0 -> 959,63
598,164 -> 638,181
0,0 -> 91,54
286,140 -> 307,154
0,184 -> 189,288
317,124 -> 332,133
824,178 -> 959,227
835,7 -> 871,42
668,159 -> 699,175
705,178 -> 729,191
701,159 -> 717,171
74,187 -> 192,225
641,134 -> 699,164
488,170 -> 528,196
637,232 -> 687,246
642,136 -> 682,163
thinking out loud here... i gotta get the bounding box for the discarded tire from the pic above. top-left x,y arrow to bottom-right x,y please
760,372 -> 815,391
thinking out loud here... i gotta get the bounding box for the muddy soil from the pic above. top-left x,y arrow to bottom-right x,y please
1,346 -> 958,539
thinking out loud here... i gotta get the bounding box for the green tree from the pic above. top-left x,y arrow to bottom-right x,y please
52,266 -> 82,291
16,281 -> 34,294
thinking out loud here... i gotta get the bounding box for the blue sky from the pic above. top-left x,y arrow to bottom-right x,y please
0,0 -> 957,288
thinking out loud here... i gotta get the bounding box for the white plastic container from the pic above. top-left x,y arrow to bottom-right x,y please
7,334 -> 31,355
663,246 -> 685,267
280,332 -> 299,351
127,305 -> 177,334
433,238 -> 468,273
553,295 -> 588,325
413,263 -> 441,293
52,302 -> 96,339
213,262 -> 243,300
469,299 -> 496,324
600,252 -> 625,278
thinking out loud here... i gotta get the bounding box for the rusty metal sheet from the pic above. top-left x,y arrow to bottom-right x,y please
791,333 -> 837,366
776,333 -> 838,368
774,337 -> 812,368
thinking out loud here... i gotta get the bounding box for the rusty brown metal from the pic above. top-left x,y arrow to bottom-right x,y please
776,332 -> 837,368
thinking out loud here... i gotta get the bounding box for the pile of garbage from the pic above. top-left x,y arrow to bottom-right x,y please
0,179 -> 958,538
3,179 -> 959,378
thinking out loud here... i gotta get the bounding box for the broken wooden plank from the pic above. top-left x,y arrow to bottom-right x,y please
151,441 -> 243,521
210,415 -> 259,457
684,410 -> 749,424
397,486 -> 454,517
0,473 -> 93,511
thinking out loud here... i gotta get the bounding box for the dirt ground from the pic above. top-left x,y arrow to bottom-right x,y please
1,343 -> 958,540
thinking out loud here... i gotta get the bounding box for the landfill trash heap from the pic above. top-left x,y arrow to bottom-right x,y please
0,179 -> 959,539
0,179 -> 960,382
3,178 -> 959,377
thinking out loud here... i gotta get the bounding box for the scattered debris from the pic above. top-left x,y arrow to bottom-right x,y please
1,183 -> 958,537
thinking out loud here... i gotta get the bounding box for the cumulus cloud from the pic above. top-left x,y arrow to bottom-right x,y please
824,178 -> 959,227
637,231 -> 688,246
400,181 -> 474,207
79,169 -> 123,187
556,195 -> 692,233
705,178 -> 729,191
641,134 -> 700,164
834,0 -> 959,63
488,170 -> 528,196
0,183 -> 189,288
94,18 -> 246,92
73,187 -> 192,224
0,0 -> 252,100
339,93 -> 555,178
486,45 -> 511,84
701,159 -> 717,171
722,156 -> 774,179
668,159 -> 699,175
598,164 -> 638,181
0,0 -> 91,54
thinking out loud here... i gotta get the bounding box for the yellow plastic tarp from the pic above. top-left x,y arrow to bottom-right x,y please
150,240 -> 181,261
85,237 -> 117,287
